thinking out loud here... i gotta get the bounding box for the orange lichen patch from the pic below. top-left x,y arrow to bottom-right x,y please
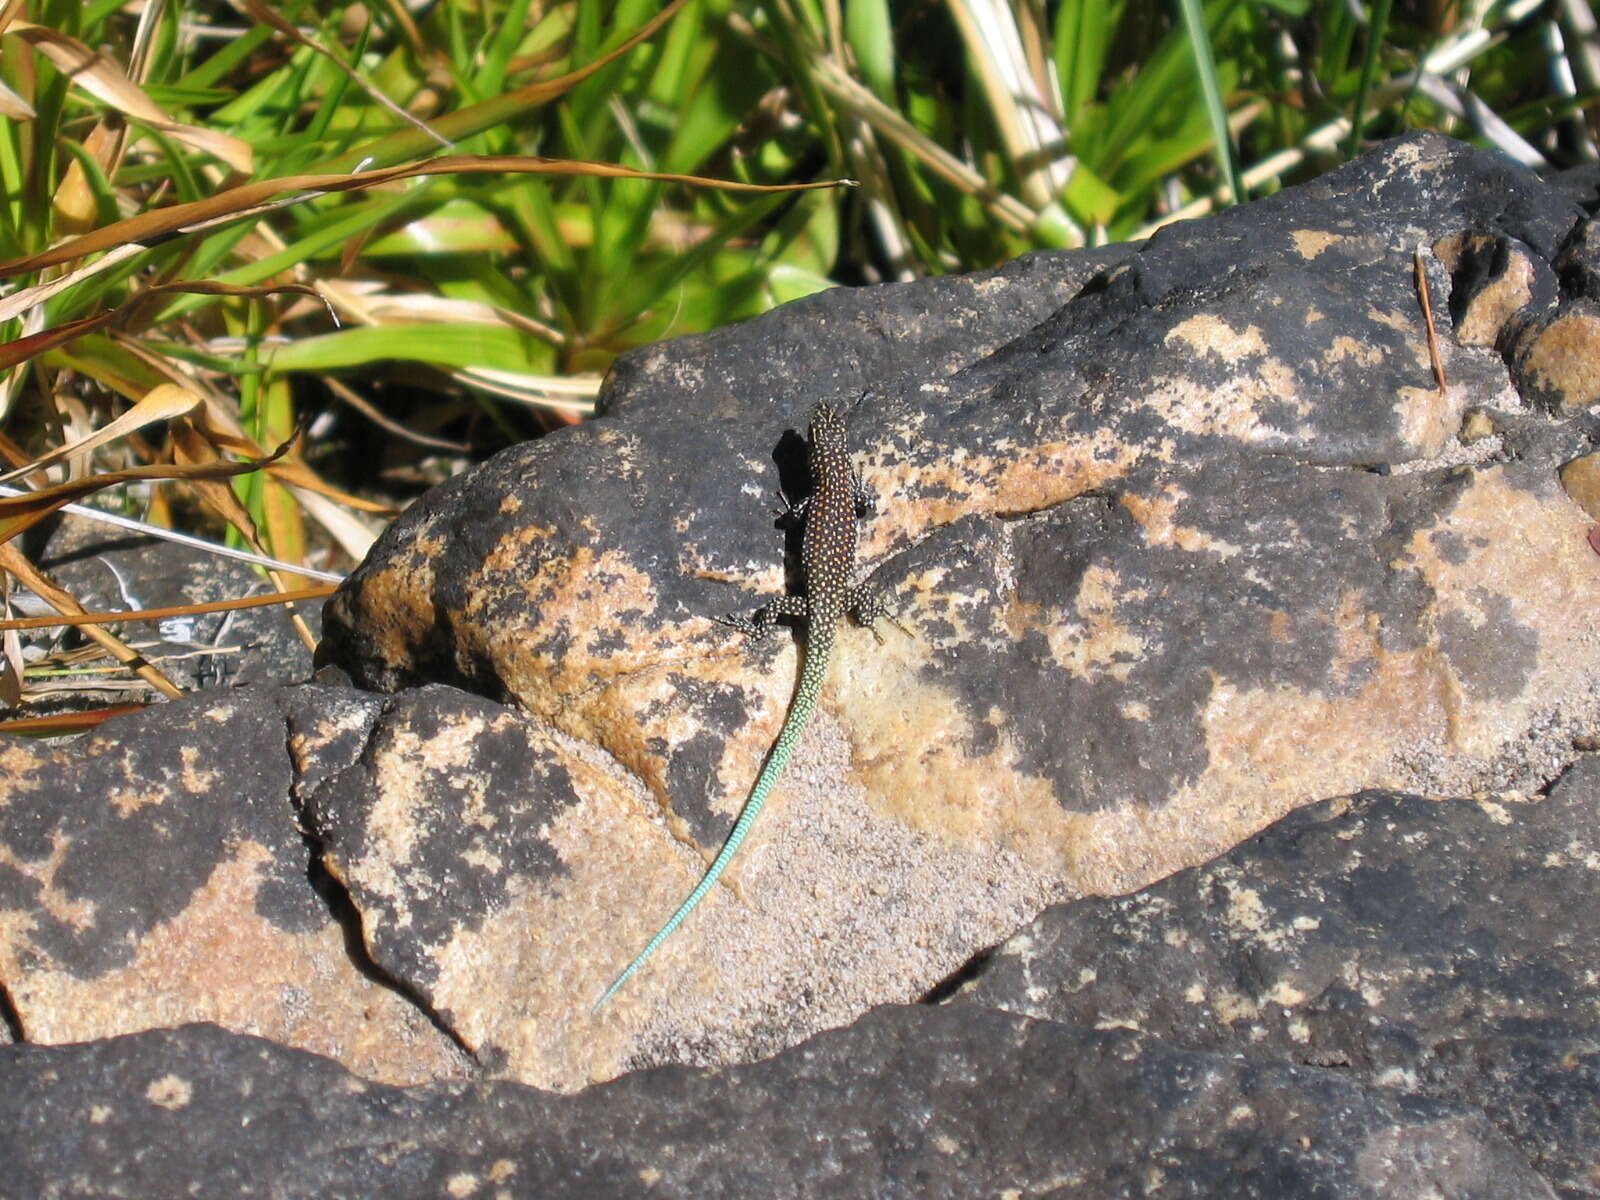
178,745 -> 222,796
1266,609 -> 1293,643
1367,303 -> 1437,372
572,643 -> 791,816
852,463 -> 1600,902
992,432 -> 1139,517
1522,312 -> 1600,408
678,531 -> 776,587
901,563 -> 995,649
1559,452 -> 1600,520
1405,466 -> 1594,621
1326,587 -> 1380,691
7,842 -> 464,1085
1164,315 -> 1269,362
1394,383 -> 1466,458
0,829 -> 95,929
1089,644 -> 1458,896
1042,565 -> 1148,682
0,742 -> 48,797
107,785 -> 165,817
287,701 -> 378,771
466,546 -> 667,714
346,529 -> 447,669
199,699 -> 243,725
869,432 -> 1136,554
340,718 -> 484,917
838,633 -> 1065,857
874,453 -> 994,535
1431,232 -> 1469,271
1395,466 -> 1600,752
1368,305 -> 1421,339
475,520 -> 558,580
1121,486 -> 1243,559
1291,230 -> 1345,259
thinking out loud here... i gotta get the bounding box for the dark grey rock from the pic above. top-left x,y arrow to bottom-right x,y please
0,1007 -> 1553,1199
311,134 -> 1600,1077
952,761 -> 1600,1196
305,684 -> 581,993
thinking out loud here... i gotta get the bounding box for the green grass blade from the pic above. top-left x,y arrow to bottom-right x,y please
1174,0 -> 1244,204
1344,0 -> 1395,156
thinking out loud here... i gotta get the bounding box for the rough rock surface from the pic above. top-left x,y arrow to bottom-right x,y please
2,132 -> 1599,1194
0,684 -> 467,1085
954,758 -> 1600,1198
0,1006 -> 1555,1199
315,133 -> 1600,1083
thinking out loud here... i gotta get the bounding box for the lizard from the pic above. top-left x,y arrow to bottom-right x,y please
594,399 -> 893,1011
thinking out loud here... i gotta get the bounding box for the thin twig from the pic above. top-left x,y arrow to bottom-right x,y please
0,484 -> 345,582
0,584 -> 336,632
1414,245 -> 1448,393
323,377 -> 471,451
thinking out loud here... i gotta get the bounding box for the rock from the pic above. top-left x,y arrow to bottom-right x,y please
314,132 -> 1600,1079
1523,303 -> 1600,409
1433,230 -> 1556,348
6,131 -> 1600,1194
304,683 -> 645,1090
0,1007 -> 1555,1199
951,760 -> 1600,1197
1558,449 -> 1600,519
599,245 -> 1133,423
0,683 -> 468,1085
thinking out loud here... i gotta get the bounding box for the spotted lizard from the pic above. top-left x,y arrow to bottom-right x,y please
594,399 -> 892,1010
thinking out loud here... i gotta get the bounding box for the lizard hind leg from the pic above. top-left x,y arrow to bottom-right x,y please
848,585 -> 911,642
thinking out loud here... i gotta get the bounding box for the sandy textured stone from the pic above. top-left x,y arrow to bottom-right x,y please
0,686 -> 468,1086
1516,304 -> 1600,408
1559,449 -> 1600,518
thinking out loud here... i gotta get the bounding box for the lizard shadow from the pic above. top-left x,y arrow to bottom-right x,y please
764,425 -> 815,608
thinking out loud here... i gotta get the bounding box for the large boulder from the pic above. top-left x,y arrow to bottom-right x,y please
5,132 -> 1599,1194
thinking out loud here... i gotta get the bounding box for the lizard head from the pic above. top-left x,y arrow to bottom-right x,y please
809,400 -> 848,451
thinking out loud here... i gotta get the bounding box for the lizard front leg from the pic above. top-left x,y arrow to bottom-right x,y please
714,591 -> 810,637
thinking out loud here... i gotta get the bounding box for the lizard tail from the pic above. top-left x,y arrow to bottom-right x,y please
593,642 -> 831,1012
591,777 -> 773,1012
